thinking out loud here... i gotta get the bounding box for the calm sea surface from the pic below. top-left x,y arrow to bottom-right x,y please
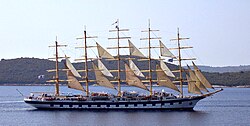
0,86 -> 249,126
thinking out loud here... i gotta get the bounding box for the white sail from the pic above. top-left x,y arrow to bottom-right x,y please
64,58 -> 85,91
187,65 -> 208,92
192,62 -> 214,89
67,70 -> 85,91
186,74 -> 202,95
125,63 -> 149,91
159,40 -> 175,58
129,59 -> 145,77
65,57 -> 81,78
92,62 -> 116,89
160,60 -> 175,78
156,65 -> 179,92
96,42 -> 114,59
98,59 -> 113,77
128,40 -> 145,57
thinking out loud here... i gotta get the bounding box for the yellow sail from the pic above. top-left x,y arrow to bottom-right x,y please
160,60 -> 175,77
64,57 -> 85,91
192,61 -> 214,89
67,70 -> 85,91
159,40 -> 175,58
186,74 -> 202,95
96,42 -> 115,59
92,62 -> 116,89
98,59 -> 113,77
125,63 -> 149,91
128,40 -> 146,57
156,65 -> 179,92
187,65 -> 208,92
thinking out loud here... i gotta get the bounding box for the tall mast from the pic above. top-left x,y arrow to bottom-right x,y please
77,26 -> 97,96
170,28 -> 191,97
84,29 -> 89,96
55,38 -> 59,96
177,28 -> 183,97
117,20 -> 121,97
108,19 -> 130,96
48,37 -> 67,96
148,21 -> 153,96
141,20 -> 161,96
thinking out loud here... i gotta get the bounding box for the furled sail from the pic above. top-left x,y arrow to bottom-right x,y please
125,63 -> 149,91
92,62 -> 116,89
186,74 -> 202,95
159,40 -> 175,58
96,42 -> 114,59
156,65 -> 179,92
129,59 -> 145,77
128,40 -> 145,57
98,59 -> 113,77
187,65 -> 208,92
192,62 -> 214,89
64,57 -> 85,91
160,60 -> 175,77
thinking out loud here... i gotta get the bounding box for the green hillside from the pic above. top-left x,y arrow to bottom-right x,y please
0,57 -> 249,86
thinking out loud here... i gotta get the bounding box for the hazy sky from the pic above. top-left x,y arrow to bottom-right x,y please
0,0 -> 249,66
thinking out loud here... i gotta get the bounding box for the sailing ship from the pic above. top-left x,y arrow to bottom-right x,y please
24,20 -> 222,110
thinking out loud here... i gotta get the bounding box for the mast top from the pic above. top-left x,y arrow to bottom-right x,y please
116,19 -> 119,29
148,19 -> 150,28
170,28 -> 190,41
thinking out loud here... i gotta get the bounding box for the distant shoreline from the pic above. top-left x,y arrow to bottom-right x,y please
0,84 -> 250,88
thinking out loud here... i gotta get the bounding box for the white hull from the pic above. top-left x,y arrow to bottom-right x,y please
24,96 -> 204,110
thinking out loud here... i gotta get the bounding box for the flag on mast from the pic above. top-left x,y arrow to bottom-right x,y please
112,20 -> 118,25
112,19 -> 119,29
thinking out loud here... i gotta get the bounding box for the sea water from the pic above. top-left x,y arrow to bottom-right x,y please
0,86 -> 249,126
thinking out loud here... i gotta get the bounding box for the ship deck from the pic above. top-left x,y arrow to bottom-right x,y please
24,95 -> 205,110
